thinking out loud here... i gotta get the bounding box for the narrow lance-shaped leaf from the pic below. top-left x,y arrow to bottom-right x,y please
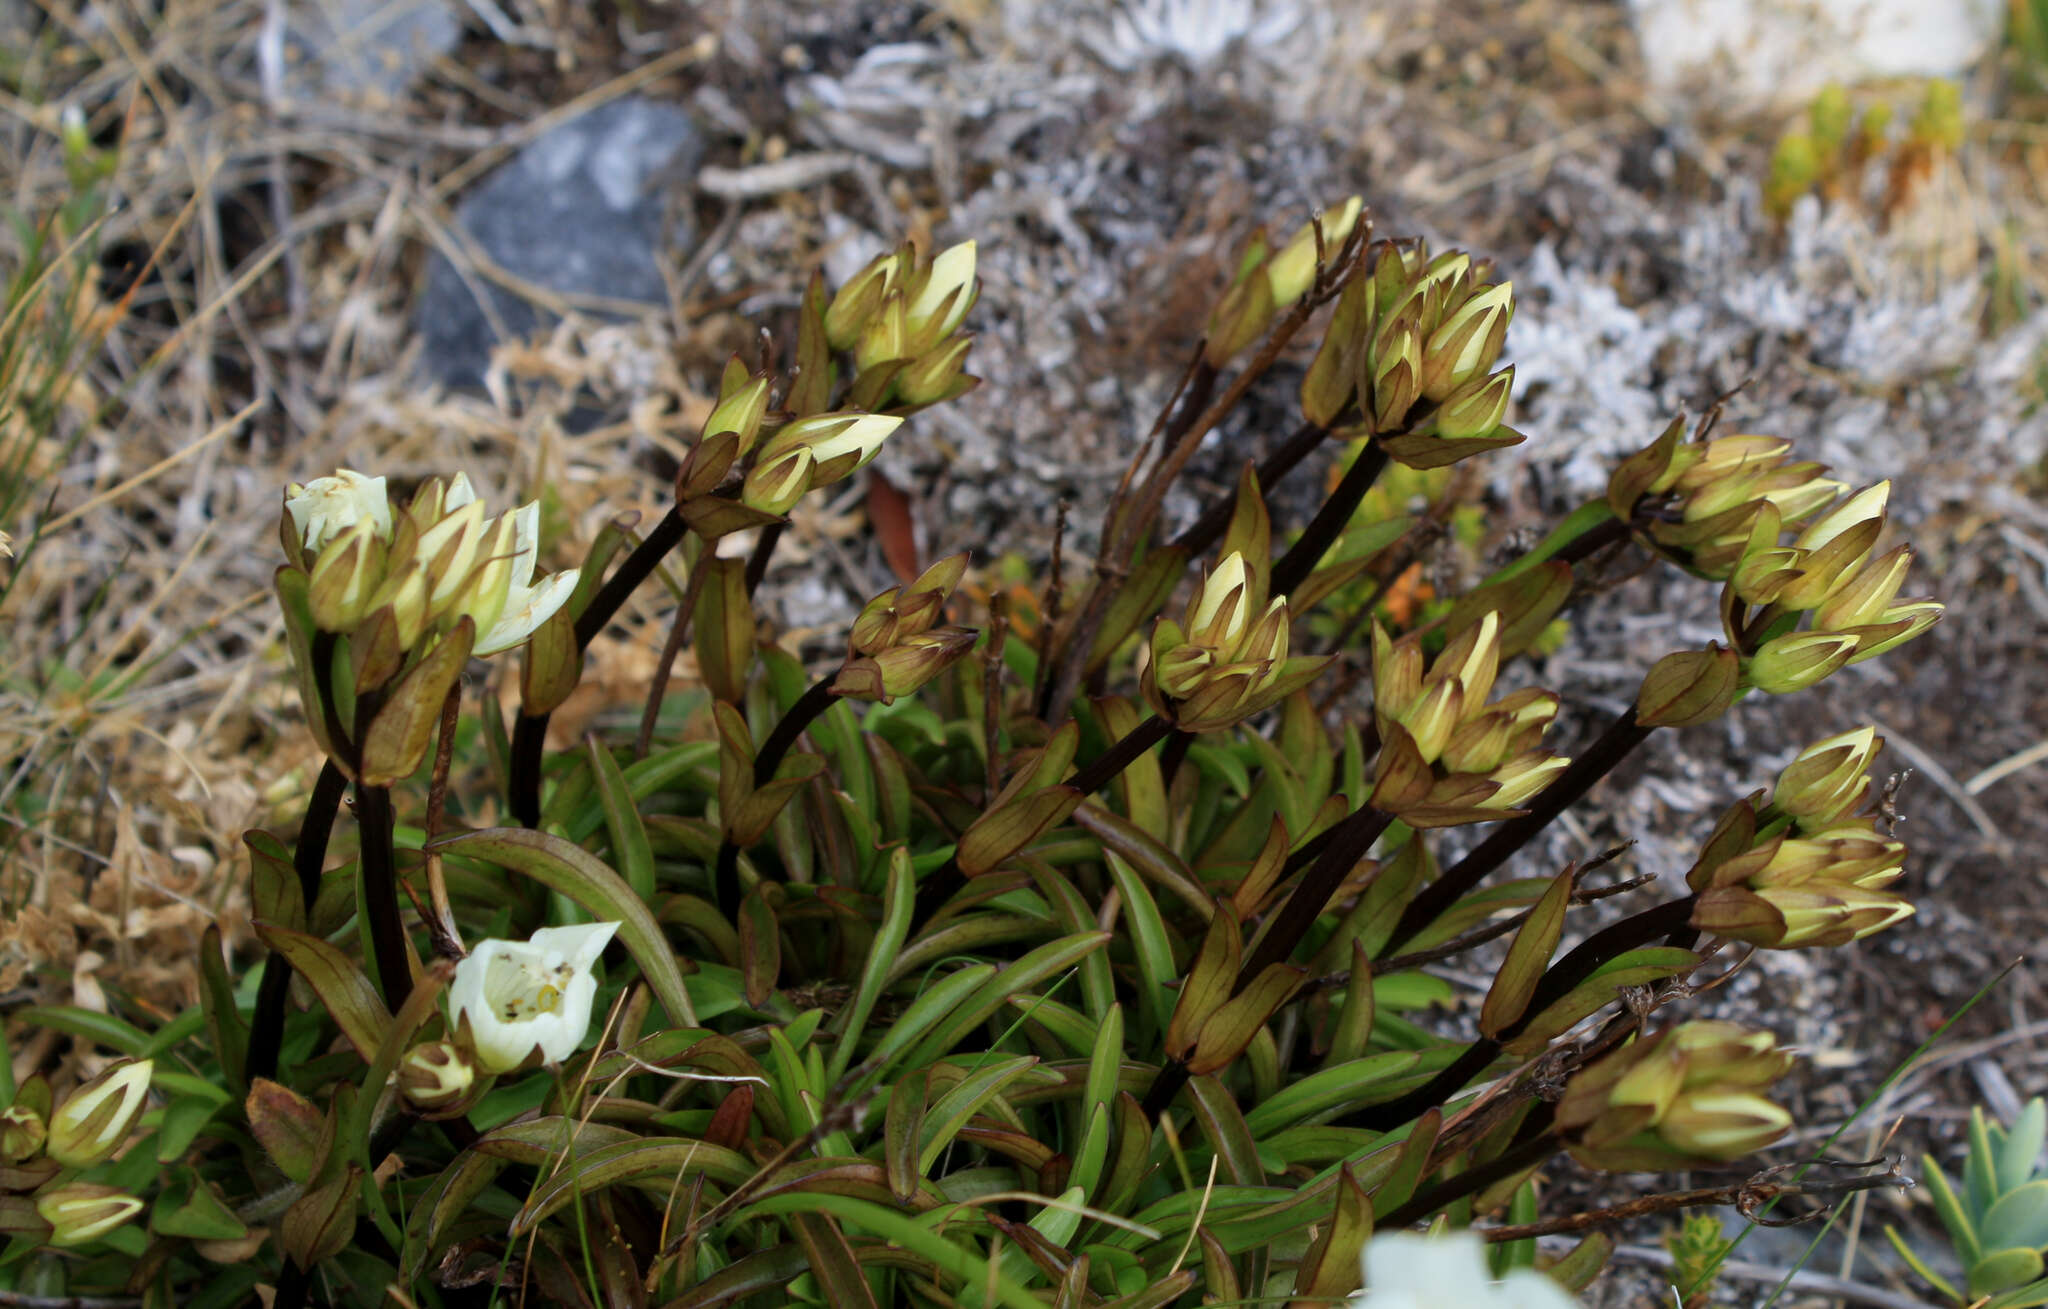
431,828 -> 697,1028
1479,867 -> 1574,1038
253,922 -> 393,1060
360,618 -> 474,786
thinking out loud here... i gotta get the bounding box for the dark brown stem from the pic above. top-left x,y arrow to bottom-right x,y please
1167,419 -> 1328,558
510,712 -> 547,828
1142,804 -> 1395,1118
1035,361 -> 1218,722
744,522 -> 784,595
910,713 -> 1175,930
1349,897 -> 1697,1133
509,506 -> 691,824
712,676 -> 840,911
1381,707 -> 1655,957
1548,512 -> 1633,569
1065,714 -> 1172,798
635,558 -> 710,760
1156,729 -> 1194,790
356,784 -> 413,1011
574,505 -> 688,648
1270,440 -> 1390,598
1377,1120 -> 1561,1229
246,758 -> 349,1082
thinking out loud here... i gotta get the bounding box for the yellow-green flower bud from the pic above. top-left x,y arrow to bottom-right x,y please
1264,197 -> 1363,307
904,240 -> 978,348
35,1183 -> 144,1247
1420,281 -> 1513,401
1367,316 -> 1423,432
742,448 -> 815,517
825,250 -> 902,352
855,293 -> 910,373
1431,366 -> 1514,440
1479,751 -> 1570,811
0,1104 -> 45,1163
1772,727 -> 1879,828
897,334 -> 975,407
46,1059 -> 152,1168
306,519 -> 387,633
832,626 -> 979,704
397,1041 -> 478,1116
757,413 -> 902,488
1559,1023 -> 1793,1170
1747,630 -> 1860,694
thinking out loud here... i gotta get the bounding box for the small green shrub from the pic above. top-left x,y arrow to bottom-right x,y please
0,201 -> 1940,1306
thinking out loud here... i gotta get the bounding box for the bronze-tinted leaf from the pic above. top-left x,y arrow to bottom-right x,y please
246,1080 -> 324,1184
253,922 -> 392,1061
360,618 -> 474,786
1479,868 -> 1573,1038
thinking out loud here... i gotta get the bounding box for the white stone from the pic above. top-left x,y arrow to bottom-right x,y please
1630,0 -> 2003,108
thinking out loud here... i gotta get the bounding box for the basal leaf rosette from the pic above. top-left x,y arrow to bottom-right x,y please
1144,551 -> 1330,732
1367,610 -> 1570,827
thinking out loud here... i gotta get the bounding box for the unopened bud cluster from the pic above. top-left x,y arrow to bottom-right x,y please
1299,238 -> 1521,469
1145,552 -> 1329,732
833,555 -> 979,704
1686,727 -> 1912,949
826,239 -> 980,409
1610,422 -> 1941,705
1368,611 -> 1570,827
1558,1022 -> 1793,1170
0,1061 -> 153,1250
1208,197 -> 1365,364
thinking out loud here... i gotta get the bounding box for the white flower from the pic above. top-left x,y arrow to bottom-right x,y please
1349,1232 -> 1580,1309
285,469 -> 392,552
449,923 -> 619,1074
459,501 -> 581,656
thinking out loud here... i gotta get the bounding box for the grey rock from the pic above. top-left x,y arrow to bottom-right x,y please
416,96 -> 701,389
283,0 -> 461,104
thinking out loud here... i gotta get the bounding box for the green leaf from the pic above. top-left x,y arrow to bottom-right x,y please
826,847 -> 915,1086
1479,868 -> 1572,1038
732,1193 -> 1046,1309
2002,1101 -> 2048,1193
1294,1163 -> 1371,1300
662,1244 -> 815,1309
1099,1271 -> 1197,1308
15,1005 -> 151,1056
152,1170 -> 246,1241
509,1138 -> 755,1236
1977,1248 -> 2048,1299
154,1095 -> 223,1164
791,1210 -> 881,1309
739,888 -> 781,1010
1981,1182 -> 2048,1257
862,965 -> 995,1084
586,739 -> 654,901
251,923 -> 392,1060
1925,1157 -> 1985,1265
1187,1076 -> 1264,1187
898,932 -> 1109,1073
1543,1231 -> 1614,1293
360,618 -> 473,785
432,827 -> 696,1028
885,1074 -> 927,1203
1242,1050 -> 1464,1136
920,1056 -> 1040,1174
1887,1225 -> 1964,1304
197,924 -> 248,1100
1105,851 -> 1176,1042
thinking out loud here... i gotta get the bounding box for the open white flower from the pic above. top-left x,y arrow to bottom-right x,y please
1349,1232 -> 1579,1309
449,923 -> 619,1073
285,469 -> 392,553
454,501 -> 581,656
